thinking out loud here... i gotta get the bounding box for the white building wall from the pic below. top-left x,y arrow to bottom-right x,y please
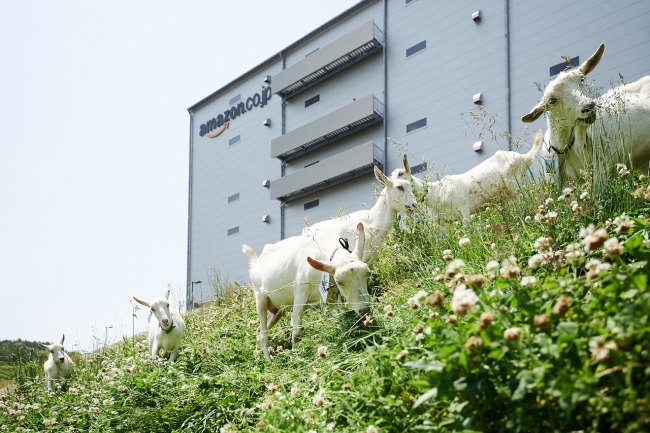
187,0 -> 650,306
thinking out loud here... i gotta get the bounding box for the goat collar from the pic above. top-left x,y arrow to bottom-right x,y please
549,131 -> 575,155
330,238 -> 352,261
161,319 -> 176,334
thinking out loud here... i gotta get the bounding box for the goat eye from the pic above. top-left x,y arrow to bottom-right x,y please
547,98 -> 558,105
151,308 -> 155,312
397,186 -> 404,191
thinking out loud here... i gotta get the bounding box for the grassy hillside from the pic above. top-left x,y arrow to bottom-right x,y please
2,170 -> 650,432
0,340 -> 50,389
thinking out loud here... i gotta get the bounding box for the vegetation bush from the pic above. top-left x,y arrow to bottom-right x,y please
2,163 -> 650,432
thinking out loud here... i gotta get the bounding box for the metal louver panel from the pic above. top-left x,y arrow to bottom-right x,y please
270,141 -> 384,202
273,20 -> 383,99
271,94 -> 384,161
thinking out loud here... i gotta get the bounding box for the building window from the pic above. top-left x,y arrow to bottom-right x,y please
229,135 -> 241,146
406,118 -> 427,133
228,193 -> 240,203
406,0 -> 417,4
304,161 -> 319,168
304,199 -> 319,211
229,94 -> 241,106
305,94 -> 320,108
406,40 -> 427,58
227,226 -> 239,236
305,47 -> 319,57
411,162 -> 427,175
550,56 -> 579,76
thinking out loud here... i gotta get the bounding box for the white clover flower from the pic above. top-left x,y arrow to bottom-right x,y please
451,284 -> 479,315
545,198 -> 554,205
459,237 -> 470,248
546,211 -> 558,222
603,237 -> 623,255
486,260 -> 500,272
442,249 -> 453,261
586,258 -> 602,270
312,389 -> 326,406
290,385 -> 301,397
524,215 -> 532,223
317,346 -> 328,358
446,259 -> 465,276
500,256 -> 521,279
580,191 -> 589,200
367,426 -> 379,433
565,243 -> 585,264
413,290 -> 428,302
589,336 -> 618,363
534,236 -> 551,253
528,253 -> 544,269
520,276 -> 537,287
613,214 -> 634,234
534,213 -> 544,222
311,373 -> 318,382
562,187 -> 573,196
571,201 -> 579,211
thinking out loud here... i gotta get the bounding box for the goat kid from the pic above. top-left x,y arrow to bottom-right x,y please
392,130 -> 543,223
522,43 -> 650,185
133,284 -> 185,363
303,165 -> 417,266
39,334 -> 74,391
243,222 -> 370,361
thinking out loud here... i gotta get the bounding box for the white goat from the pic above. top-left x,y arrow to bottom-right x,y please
522,43 -> 650,184
133,284 -> 185,363
243,222 -> 370,361
39,334 -> 74,391
392,130 -> 543,223
303,166 -> 417,266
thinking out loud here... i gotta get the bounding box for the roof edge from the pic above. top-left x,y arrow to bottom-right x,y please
187,0 -> 378,113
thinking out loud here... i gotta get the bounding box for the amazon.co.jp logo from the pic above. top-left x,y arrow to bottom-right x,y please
206,121 -> 229,138
199,86 -> 272,138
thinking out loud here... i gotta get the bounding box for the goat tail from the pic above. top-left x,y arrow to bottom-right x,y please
528,129 -> 544,159
242,244 -> 258,267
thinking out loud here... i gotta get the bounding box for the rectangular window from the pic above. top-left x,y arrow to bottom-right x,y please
411,162 -> 427,175
406,40 -> 426,58
304,199 -> 319,211
406,118 -> 427,133
227,226 -> 239,236
305,94 -> 320,108
550,56 -> 579,76
228,193 -> 240,203
229,135 -> 241,146
229,94 -> 241,106
305,47 -> 319,57
304,161 -> 319,168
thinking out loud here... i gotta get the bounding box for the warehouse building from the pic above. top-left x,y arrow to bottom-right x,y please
186,0 -> 650,308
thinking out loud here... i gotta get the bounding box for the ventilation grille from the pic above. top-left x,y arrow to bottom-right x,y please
277,39 -> 382,99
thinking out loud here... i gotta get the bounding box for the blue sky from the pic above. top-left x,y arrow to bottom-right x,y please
0,0 -> 360,351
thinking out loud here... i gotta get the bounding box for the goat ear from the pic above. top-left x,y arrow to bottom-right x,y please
522,105 -> 544,123
579,43 -> 605,76
374,166 -> 393,187
60,334 -> 65,345
402,154 -> 411,174
133,296 -> 150,308
307,257 -> 335,275
351,222 -> 365,260
164,285 -> 171,300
